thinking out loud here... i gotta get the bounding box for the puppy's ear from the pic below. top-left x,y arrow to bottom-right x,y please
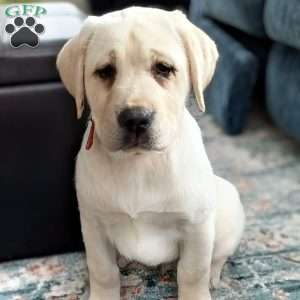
56,17 -> 98,119
172,11 -> 219,112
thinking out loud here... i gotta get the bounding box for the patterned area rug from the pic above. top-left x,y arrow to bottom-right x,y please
1,103 -> 300,300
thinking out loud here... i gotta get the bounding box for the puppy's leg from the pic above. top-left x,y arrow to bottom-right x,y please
80,212 -> 120,300
210,176 -> 245,289
177,215 -> 215,300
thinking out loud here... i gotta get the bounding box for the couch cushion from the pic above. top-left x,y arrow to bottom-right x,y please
264,0 -> 300,51
192,18 -> 259,134
266,44 -> 300,142
0,3 -> 86,85
190,0 -> 266,38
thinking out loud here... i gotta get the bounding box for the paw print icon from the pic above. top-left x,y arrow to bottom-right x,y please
5,16 -> 45,48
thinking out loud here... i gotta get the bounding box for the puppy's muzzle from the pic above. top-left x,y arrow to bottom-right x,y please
117,106 -> 155,149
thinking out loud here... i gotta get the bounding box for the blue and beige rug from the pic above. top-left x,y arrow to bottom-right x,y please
1,103 -> 300,300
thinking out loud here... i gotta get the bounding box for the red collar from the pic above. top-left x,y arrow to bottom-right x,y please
85,119 -> 95,150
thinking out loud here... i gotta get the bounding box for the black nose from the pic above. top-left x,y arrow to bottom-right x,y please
118,107 -> 154,134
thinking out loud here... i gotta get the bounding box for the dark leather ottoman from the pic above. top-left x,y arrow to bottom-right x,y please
0,3 -> 87,262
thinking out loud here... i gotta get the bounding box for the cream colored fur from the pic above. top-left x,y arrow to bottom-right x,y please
57,7 -> 245,300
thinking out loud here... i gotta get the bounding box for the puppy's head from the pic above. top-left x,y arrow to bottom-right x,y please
57,7 -> 218,153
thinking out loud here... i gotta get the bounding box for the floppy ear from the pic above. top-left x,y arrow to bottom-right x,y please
56,17 -> 98,119
172,11 -> 219,112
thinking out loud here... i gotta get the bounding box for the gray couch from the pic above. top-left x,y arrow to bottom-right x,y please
189,0 -> 300,142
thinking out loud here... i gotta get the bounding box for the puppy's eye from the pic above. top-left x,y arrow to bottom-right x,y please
95,64 -> 116,80
152,62 -> 176,79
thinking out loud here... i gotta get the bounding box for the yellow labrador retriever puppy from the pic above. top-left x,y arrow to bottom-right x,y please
57,7 -> 245,300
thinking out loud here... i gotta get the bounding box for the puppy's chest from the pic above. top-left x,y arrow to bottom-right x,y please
102,212 -> 183,266
87,161 -> 189,216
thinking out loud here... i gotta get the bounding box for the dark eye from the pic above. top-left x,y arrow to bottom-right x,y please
152,62 -> 176,78
95,64 -> 116,80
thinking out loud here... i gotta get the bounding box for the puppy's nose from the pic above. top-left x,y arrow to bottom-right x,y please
118,107 -> 154,134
